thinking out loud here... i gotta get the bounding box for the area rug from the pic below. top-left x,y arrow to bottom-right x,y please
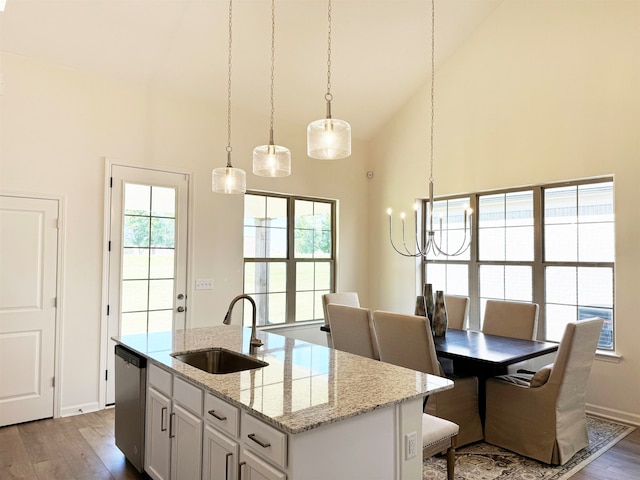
423,415 -> 635,480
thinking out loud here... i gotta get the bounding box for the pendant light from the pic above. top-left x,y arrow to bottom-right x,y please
213,0 -> 246,194
307,0 -> 351,160
253,0 -> 291,177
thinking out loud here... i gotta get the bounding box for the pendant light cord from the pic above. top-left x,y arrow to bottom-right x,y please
429,0 -> 435,184
226,0 -> 233,165
325,0 -> 333,110
269,0 -> 276,144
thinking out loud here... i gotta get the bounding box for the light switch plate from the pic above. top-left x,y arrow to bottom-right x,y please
195,279 -> 213,290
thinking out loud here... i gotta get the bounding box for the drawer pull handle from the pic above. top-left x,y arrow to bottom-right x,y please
208,409 -> 227,421
248,433 -> 271,448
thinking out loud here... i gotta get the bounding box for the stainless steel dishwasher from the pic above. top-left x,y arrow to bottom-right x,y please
114,344 -> 147,473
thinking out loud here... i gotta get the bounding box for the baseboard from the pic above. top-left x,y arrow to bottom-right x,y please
586,403 -> 640,426
60,401 -> 101,418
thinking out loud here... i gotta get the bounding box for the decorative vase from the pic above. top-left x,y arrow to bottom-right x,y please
415,296 -> 427,316
423,283 -> 435,331
432,290 -> 448,337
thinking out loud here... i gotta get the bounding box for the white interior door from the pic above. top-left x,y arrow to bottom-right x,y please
105,165 -> 189,404
0,195 -> 59,427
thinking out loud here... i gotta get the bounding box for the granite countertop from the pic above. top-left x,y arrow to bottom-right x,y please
114,325 -> 453,435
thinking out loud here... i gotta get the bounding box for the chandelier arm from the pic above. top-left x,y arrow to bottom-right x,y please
388,216 -> 424,258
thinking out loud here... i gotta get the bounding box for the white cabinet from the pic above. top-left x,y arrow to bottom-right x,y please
145,363 -> 203,480
203,424 -> 239,480
240,449 -> 286,480
145,386 -> 171,480
171,402 -> 203,480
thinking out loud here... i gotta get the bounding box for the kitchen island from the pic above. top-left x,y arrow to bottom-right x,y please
114,325 -> 453,480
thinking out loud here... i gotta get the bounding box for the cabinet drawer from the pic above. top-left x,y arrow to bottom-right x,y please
241,412 -> 287,469
204,392 -> 239,437
173,376 -> 203,416
148,362 -> 172,395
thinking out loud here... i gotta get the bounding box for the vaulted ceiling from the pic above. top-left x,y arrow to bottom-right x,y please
0,0 -> 502,140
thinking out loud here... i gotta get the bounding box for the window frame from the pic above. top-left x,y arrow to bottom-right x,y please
421,177 -> 615,351
243,191 -> 337,326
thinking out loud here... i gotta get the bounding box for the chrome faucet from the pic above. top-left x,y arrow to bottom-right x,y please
223,294 -> 263,351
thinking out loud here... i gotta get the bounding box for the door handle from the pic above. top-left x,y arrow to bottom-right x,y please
177,306 -> 186,313
225,452 -> 233,480
169,412 -> 175,438
161,407 -> 167,432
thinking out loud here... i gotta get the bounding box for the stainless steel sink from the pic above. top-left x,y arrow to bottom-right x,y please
172,348 -> 268,374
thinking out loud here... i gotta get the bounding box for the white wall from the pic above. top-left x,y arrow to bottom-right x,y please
0,53 -> 370,414
369,0 -> 640,424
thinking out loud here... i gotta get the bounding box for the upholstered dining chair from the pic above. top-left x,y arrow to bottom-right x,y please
372,310 -> 484,447
326,304 -> 379,359
444,294 -> 469,330
482,299 -> 539,340
422,414 -> 458,480
322,292 -> 360,330
484,317 -> 604,465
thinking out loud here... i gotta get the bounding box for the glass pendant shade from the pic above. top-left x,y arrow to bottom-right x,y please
253,143 -> 291,177
307,118 -> 351,160
212,166 -> 246,194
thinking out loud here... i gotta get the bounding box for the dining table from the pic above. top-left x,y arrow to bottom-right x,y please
433,328 -> 559,419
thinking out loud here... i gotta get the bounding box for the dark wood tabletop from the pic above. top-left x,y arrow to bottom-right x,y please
434,328 -> 559,372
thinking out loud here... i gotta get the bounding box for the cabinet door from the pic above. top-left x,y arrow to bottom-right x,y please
203,424 -> 239,480
241,449 -> 286,480
171,402 -> 203,480
145,387 -> 171,480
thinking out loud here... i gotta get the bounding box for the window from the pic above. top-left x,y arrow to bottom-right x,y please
243,192 -> 335,326
422,178 -> 615,350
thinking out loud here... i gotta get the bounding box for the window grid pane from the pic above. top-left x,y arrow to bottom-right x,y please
427,179 -> 614,351
244,194 -> 335,325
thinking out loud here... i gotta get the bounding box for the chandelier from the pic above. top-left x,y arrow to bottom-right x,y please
387,0 -> 471,258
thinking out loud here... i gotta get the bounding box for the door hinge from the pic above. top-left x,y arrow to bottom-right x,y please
108,240 -> 111,252
110,177 -> 113,188
106,305 -> 110,316
105,370 -> 109,381
52,377 -> 55,387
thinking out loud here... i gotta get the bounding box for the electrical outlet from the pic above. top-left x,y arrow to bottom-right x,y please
195,279 -> 213,290
405,431 -> 417,459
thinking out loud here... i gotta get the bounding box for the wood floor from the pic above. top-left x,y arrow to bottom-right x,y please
0,409 -> 142,480
0,409 -> 638,479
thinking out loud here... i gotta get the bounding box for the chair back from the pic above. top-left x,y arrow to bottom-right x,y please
549,318 -> 603,407
482,300 -> 539,340
372,311 -> 441,376
322,292 -> 360,327
444,295 -> 469,330
326,304 -> 379,360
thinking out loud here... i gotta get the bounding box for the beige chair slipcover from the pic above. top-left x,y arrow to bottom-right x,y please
444,294 -> 469,330
372,310 -> 484,447
326,304 -> 379,360
482,299 -> 539,340
484,317 -> 604,465
322,292 -> 360,328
